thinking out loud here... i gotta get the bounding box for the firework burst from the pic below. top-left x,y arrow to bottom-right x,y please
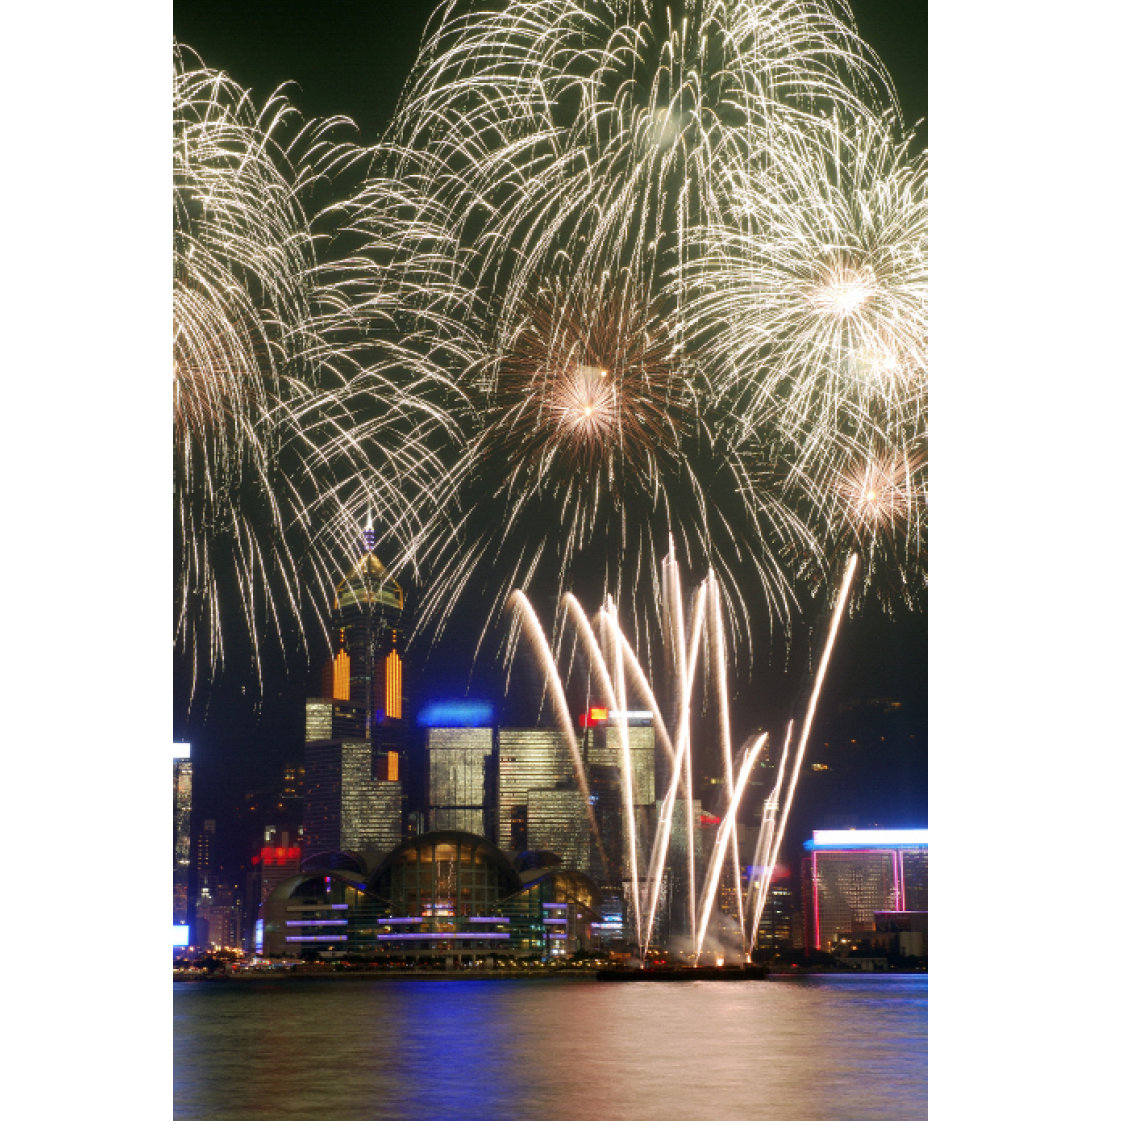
686,110 -> 927,462
173,45 -> 459,697
370,0 -> 906,650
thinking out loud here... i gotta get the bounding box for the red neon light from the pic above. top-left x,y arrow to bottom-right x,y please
812,851 -> 820,951
700,813 -> 721,825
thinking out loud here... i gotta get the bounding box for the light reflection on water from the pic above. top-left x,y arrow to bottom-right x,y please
174,974 -> 926,1120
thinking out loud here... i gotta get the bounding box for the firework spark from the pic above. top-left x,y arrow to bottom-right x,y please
367,0 -> 919,652
174,45 -> 458,698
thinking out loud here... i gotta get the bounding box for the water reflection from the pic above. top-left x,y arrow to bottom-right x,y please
174,975 -> 926,1120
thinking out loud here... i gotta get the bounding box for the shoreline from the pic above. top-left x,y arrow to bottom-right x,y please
175,966 -> 926,982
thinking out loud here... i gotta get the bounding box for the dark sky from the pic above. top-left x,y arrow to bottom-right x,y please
173,1 -> 928,872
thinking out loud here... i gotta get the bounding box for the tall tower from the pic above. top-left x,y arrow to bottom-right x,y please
330,522 -> 409,780
173,743 -> 192,936
304,523 -> 407,860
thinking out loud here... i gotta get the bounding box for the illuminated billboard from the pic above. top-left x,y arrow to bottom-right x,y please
173,742 -> 191,760
173,924 -> 190,947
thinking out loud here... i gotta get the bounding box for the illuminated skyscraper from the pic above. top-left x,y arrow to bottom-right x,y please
802,829 -> 929,950
304,739 -> 402,854
527,788 -> 591,871
173,743 -> 192,932
426,726 -> 493,836
330,527 -> 408,780
496,730 -> 576,851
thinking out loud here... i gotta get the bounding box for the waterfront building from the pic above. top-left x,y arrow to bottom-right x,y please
425,726 -> 493,836
173,742 -> 192,933
496,729 -> 576,851
872,910 -> 928,958
801,828 -> 928,951
751,862 -> 796,955
304,738 -> 402,854
257,831 -> 601,961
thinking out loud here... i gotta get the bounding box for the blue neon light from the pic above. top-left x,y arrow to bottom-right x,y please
417,700 -> 494,727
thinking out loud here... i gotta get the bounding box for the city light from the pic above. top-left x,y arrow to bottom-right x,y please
416,700 -> 495,728
808,829 -> 928,848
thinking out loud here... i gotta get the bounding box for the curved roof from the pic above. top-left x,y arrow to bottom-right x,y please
335,552 -> 403,613
368,829 -> 523,887
265,868 -> 370,905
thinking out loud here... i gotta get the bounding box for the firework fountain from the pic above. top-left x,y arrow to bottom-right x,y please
509,540 -> 858,964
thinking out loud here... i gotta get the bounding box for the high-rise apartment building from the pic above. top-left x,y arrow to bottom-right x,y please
802,828 -> 928,951
173,743 -> 192,933
426,726 -> 493,836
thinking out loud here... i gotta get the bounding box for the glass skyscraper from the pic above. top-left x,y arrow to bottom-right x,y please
333,535 -> 408,762
527,787 -> 591,871
496,730 -> 576,851
304,739 -> 402,854
426,727 -> 493,836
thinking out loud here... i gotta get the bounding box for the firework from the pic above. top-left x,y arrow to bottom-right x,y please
394,263 -> 820,664
368,0 -> 917,651
686,111 -> 926,436
173,45 -> 458,697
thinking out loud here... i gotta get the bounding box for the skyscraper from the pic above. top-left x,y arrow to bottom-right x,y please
304,739 -> 402,855
496,730 -> 576,852
173,743 -> 192,935
426,727 -> 493,836
527,787 -> 591,871
330,527 -> 409,778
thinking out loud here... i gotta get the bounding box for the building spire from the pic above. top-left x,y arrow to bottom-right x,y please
363,510 -> 376,553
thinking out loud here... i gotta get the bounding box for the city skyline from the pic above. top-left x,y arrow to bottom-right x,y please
172,0 -> 927,936
175,0 -> 927,886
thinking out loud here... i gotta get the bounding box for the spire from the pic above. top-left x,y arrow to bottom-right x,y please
363,510 -> 376,553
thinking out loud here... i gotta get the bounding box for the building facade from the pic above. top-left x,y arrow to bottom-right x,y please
258,832 -> 602,961
426,726 -> 493,836
304,739 -> 402,855
173,742 -> 192,935
496,730 -> 576,851
802,829 -> 928,951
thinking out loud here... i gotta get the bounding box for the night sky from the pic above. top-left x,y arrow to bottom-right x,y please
173,0 -> 929,876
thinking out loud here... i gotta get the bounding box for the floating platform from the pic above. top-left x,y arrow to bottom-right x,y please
596,964 -> 769,982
